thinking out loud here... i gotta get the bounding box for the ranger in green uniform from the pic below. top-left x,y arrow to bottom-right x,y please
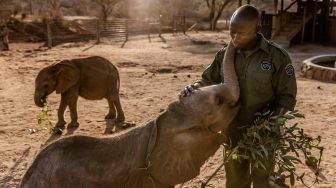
180,5 -> 297,188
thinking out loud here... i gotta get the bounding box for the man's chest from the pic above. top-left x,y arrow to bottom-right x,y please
234,52 -> 275,85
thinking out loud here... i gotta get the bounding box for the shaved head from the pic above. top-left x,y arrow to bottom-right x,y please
230,5 -> 260,27
229,5 -> 261,50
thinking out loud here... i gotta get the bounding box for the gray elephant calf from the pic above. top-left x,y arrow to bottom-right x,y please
34,56 -> 125,128
21,84 -> 240,188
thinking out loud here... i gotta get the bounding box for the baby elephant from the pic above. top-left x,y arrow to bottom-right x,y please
34,56 -> 125,128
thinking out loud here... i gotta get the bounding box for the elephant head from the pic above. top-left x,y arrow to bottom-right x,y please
149,42 -> 240,185
34,60 -> 80,107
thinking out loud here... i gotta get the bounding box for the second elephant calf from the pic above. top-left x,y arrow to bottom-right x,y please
34,56 -> 125,128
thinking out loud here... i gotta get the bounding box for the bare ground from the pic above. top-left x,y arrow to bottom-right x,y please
0,31 -> 335,188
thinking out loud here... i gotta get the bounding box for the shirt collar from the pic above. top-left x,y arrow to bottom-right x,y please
257,33 -> 270,54
236,33 -> 270,55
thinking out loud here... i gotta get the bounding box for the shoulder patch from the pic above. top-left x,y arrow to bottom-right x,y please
260,59 -> 272,71
285,64 -> 294,76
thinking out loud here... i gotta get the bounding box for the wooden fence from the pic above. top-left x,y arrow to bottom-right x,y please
7,17 -> 167,46
47,18 -> 164,46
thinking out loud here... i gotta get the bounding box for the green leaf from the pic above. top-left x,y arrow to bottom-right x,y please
290,172 -> 295,186
279,126 -> 285,136
251,152 -> 256,160
260,145 -> 268,157
258,161 -> 267,171
232,153 -> 238,160
253,132 -> 261,140
293,112 -> 305,118
283,114 -> 295,119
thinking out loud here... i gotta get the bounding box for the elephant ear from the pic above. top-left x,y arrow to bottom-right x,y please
54,60 -> 80,94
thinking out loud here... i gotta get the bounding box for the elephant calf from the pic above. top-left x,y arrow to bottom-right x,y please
21,84 -> 240,188
34,56 -> 125,128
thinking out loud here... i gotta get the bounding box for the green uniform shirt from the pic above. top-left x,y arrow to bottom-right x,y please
195,34 -> 297,132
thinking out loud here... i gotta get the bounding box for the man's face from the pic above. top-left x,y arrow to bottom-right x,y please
229,20 -> 258,50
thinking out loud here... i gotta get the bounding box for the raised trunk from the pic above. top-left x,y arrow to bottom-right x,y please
222,42 -> 240,103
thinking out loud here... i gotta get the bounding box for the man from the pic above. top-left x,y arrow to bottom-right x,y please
180,5 -> 297,188
0,24 -> 9,51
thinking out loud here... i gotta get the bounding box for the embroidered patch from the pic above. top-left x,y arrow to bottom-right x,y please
285,64 -> 294,76
260,60 -> 272,71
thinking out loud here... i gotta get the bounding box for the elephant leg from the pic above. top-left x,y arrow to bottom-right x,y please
105,97 -> 116,120
56,94 -> 67,128
112,94 -> 125,122
68,94 -> 79,127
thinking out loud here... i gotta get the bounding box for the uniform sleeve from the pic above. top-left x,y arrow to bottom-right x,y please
194,49 -> 224,86
272,53 -> 297,111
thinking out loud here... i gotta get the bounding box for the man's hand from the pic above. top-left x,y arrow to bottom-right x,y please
179,83 -> 202,98
273,105 -> 289,115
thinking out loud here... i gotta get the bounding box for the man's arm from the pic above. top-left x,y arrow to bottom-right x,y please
272,52 -> 297,115
194,49 -> 225,87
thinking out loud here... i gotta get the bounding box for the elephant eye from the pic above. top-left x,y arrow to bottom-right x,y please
216,96 -> 224,106
43,84 -> 49,88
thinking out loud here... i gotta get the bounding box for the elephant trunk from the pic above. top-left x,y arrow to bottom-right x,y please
222,41 -> 239,104
34,92 -> 46,107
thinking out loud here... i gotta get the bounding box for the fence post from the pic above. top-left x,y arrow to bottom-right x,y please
147,21 -> 151,42
47,18 -> 52,48
96,19 -> 100,44
125,19 -> 128,41
159,14 -> 162,37
173,15 -> 176,35
183,12 -> 186,35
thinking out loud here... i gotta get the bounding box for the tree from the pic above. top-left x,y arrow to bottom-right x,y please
94,0 -> 121,22
47,0 -> 62,20
0,0 -> 15,21
205,0 -> 233,30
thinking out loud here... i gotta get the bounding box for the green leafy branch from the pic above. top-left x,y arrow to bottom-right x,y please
227,110 -> 323,187
35,102 -> 55,134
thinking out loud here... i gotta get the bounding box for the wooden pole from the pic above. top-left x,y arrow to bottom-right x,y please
159,14 -> 162,37
281,0 -> 284,12
238,0 -> 242,7
47,18 -> 52,48
301,6 -> 307,44
147,22 -> 151,42
183,12 -> 186,35
96,19 -> 100,44
125,19 -> 128,41
173,15 -> 176,35
272,0 -> 279,39
29,0 -> 33,15
312,1 -> 317,41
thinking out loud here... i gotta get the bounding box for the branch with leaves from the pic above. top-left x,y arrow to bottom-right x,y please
225,110 -> 324,187
34,101 -> 60,134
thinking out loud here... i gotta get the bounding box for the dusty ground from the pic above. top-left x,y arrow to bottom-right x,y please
0,31 -> 335,188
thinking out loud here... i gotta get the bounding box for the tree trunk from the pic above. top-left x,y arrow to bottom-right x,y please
211,1 -> 228,31
209,0 -> 215,30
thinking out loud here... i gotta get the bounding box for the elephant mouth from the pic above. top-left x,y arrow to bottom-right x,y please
35,95 -> 47,107
41,95 -> 47,105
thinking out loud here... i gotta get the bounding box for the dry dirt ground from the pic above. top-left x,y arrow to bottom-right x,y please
0,31 -> 335,188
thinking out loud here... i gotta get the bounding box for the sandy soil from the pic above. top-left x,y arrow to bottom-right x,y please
0,31 -> 335,188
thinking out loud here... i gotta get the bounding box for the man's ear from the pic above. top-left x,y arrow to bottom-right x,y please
256,23 -> 262,33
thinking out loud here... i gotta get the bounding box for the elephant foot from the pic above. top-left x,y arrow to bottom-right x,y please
105,113 -> 116,120
117,121 -> 135,129
116,115 -> 125,123
51,127 -> 63,135
68,121 -> 79,128
56,120 -> 66,128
